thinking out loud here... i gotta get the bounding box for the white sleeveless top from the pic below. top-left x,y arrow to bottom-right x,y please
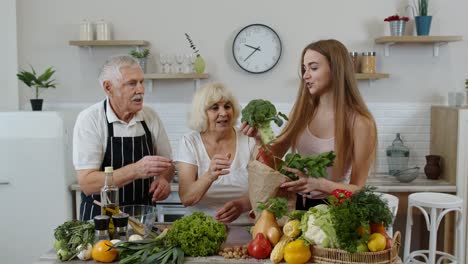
176,128 -> 255,224
295,128 -> 352,199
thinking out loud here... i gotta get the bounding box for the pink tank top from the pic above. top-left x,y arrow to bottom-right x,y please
295,128 -> 352,198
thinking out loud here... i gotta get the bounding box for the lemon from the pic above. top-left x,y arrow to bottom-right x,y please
367,233 -> 386,252
92,240 -> 118,263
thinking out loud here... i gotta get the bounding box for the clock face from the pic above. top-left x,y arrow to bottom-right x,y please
232,24 -> 282,74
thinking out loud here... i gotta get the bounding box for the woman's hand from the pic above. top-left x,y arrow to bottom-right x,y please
208,153 -> 232,181
280,167 -> 321,193
215,200 -> 243,223
149,177 -> 171,202
240,122 -> 262,145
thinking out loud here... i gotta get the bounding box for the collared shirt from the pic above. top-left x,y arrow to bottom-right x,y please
73,99 -> 172,170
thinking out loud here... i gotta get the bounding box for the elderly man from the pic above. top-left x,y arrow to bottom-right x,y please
73,55 -> 174,220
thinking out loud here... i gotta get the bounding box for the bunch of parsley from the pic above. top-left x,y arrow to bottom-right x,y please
328,186 -> 393,252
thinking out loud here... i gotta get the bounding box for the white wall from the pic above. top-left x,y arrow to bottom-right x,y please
15,0 -> 468,106
0,0 -> 18,110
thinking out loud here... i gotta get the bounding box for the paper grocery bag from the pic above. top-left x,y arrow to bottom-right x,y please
247,159 -> 296,218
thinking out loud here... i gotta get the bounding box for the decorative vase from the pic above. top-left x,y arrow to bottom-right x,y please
389,21 -> 406,36
415,16 -> 432,36
137,58 -> 148,73
194,55 -> 206,73
30,99 -> 43,111
424,154 -> 441,180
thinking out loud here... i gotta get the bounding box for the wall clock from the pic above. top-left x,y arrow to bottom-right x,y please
232,24 -> 282,74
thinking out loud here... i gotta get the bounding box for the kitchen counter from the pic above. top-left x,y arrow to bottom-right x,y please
69,175 -> 456,194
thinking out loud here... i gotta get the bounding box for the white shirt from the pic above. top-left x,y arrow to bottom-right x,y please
73,99 -> 172,170
176,128 -> 255,224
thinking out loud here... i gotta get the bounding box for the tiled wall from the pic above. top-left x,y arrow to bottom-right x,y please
152,103 -> 431,175
52,102 -> 431,176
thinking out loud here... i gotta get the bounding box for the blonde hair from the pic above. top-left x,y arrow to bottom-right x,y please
188,82 -> 241,132
274,39 -> 377,178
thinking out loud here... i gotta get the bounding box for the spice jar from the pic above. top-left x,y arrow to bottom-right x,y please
349,52 -> 359,73
93,215 -> 110,243
361,52 -> 376,73
112,213 -> 129,241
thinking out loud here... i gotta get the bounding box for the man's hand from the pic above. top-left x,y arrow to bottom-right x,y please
149,177 -> 171,202
134,155 -> 172,179
215,200 -> 243,223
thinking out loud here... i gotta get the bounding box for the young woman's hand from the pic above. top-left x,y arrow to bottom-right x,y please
280,167 -> 320,193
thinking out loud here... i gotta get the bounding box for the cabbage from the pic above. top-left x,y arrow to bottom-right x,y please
300,204 -> 338,248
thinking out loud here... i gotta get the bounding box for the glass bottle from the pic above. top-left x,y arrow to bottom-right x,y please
386,133 -> 410,175
93,215 -> 110,243
101,166 -> 119,238
112,213 -> 129,241
349,52 -> 359,73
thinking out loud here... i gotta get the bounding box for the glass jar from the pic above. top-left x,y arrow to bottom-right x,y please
386,133 -> 410,175
349,52 -> 359,73
361,52 -> 376,73
112,213 -> 129,241
93,215 -> 110,243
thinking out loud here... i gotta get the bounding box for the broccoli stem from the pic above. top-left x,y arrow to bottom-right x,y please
258,123 -> 275,144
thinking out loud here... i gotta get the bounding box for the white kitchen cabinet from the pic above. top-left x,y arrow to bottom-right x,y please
430,106 -> 468,260
0,112 -> 72,264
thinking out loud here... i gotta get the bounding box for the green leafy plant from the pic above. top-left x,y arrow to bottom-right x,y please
17,66 -> 57,99
130,48 -> 150,59
413,0 -> 429,16
256,197 -> 288,219
279,151 -> 336,180
185,33 -> 201,57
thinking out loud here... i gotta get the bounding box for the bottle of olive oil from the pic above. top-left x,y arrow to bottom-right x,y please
101,166 -> 119,238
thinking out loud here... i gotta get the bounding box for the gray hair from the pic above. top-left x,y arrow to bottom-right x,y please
188,82 -> 241,132
98,55 -> 141,88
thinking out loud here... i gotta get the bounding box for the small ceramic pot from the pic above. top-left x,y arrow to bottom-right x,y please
424,155 -> 441,180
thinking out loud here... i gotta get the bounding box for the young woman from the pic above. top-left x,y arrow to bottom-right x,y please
242,39 -> 377,210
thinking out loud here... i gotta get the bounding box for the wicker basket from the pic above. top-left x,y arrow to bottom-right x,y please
312,231 -> 401,264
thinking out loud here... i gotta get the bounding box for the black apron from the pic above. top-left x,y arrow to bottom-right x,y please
80,100 -> 155,221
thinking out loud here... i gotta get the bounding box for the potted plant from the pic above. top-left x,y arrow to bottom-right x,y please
384,14 -> 409,36
412,0 -> 431,35
129,48 -> 150,73
17,66 -> 57,111
185,33 -> 205,73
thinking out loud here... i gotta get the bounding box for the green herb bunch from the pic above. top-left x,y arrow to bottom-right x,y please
185,33 -> 200,57
166,211 -> 227,257
130,48 -> 150,59
111,229 -> 185,264
17,66 -> 57,99
256,197 -> 288,219
53,220 -> 94,261
328,186 -> 393,252
279,151 -> 336,180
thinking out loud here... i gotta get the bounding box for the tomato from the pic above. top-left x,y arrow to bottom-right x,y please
248,233 -> 272,259
92,240 -> 118,263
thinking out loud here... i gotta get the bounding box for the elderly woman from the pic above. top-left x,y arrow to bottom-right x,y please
176,82 -> 256,224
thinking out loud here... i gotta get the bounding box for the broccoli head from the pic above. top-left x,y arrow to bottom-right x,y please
241,99 -> 288,144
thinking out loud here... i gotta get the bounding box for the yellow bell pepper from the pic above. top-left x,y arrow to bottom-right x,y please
283,239 -> 311,264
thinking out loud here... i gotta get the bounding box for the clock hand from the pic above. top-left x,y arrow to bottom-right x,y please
244,46 -> 261,61
245,44 -> 261,51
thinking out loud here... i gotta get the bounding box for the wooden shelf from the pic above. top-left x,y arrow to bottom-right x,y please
374,35 -> 463,56
355,73 -> 389,80
144,73 -> 209,80
69,40 -> 149,47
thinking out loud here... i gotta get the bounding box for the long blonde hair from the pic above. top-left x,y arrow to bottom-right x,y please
274,39 -> 377,177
